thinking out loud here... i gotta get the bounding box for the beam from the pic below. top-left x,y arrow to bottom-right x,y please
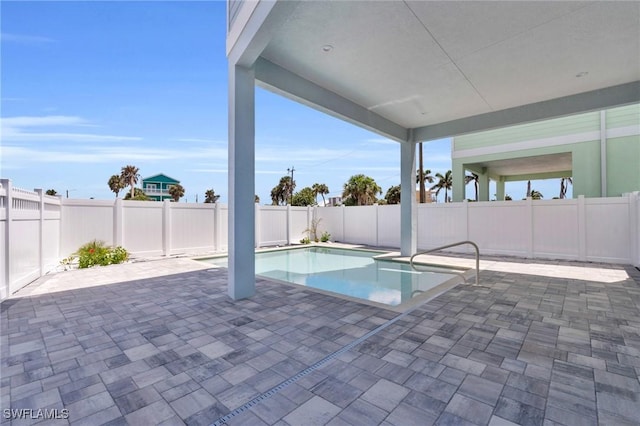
255,58 -> 409,143
413,81 -> 640,142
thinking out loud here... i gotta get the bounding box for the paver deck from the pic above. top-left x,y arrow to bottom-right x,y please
1,254 -> 639,425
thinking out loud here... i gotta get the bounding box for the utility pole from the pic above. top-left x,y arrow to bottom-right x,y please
287,166 -> 295,205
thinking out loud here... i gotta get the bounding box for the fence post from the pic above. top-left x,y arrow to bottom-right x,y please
287,205 -> 292,245
162,200 -> 171,256
577,195 -> 586,261
375,204 -> 379,247
341,204 -> 346,242
463,199 -> 470,245
255,203 -> 260,248
113,198 -> 123,247
629,192 -> 639,267
35,189 -> 45,277
526,197 -> 534,258
2,179 -> 12,299
214,202 -> 221,251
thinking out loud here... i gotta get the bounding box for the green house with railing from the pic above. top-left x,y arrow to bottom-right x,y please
142,173 -> 180,201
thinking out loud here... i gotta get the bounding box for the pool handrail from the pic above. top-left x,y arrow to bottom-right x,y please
410,240 -> 480,286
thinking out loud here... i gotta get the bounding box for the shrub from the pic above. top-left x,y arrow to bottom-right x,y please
300,237 -> 311,244
74,240 -> 129,269
320,231 -> 331,243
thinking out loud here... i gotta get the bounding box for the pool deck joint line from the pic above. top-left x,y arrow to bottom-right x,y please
210,298 -> 423,425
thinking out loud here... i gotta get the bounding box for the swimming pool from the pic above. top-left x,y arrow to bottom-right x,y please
201,246 -> 467,307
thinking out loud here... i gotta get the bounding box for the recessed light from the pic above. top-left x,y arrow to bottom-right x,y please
576,71 -> 589,78
321,44 -> 333,52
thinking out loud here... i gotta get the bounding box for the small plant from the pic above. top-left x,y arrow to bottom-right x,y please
320,231 -> 331,243
300,237 -> 311,244
303,218 -> 322,242
74,240 -> 129,269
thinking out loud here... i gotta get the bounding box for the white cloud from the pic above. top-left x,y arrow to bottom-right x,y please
1,115 -> 141,143
1,145 -> 228,164
173,138 -> 226,144
1,33 -> 55,44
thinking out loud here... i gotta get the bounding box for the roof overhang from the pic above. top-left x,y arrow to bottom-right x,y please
228,1 -> 640,143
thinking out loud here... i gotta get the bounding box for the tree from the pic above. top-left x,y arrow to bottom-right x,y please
559,177 -> 572,199
204,189 -> 220,203
108,174 -> 126,198
292,187 -> 317,206
312,183 -> 329,206
255,195 -> 260,204
464,172 -> 479,201
530,189 -> 543,200
416,167 -> 434,203
431,170 -> 453,203
124,188 -> 151,201
270,176 -> 295,205
120,165 -> 140,199
526,180 -> 532,198
168,184 -> 185,202
385,185 -> 401,204
45,189 -> 57,196
342,174 -> 382,206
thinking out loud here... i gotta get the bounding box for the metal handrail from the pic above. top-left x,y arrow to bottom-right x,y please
410,240 -> 480,286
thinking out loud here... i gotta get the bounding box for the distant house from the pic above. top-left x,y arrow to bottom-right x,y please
142,174 -> 180,201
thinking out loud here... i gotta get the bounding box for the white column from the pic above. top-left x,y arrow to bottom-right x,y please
400,142 -> 416,256
228,63 -> 256,300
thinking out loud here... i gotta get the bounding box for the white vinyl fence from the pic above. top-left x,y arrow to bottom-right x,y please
318,194 -> 640,265
1,177 -> 639,300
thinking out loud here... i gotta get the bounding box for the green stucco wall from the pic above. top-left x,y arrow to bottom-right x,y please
607,137 -> 640,196
452,104 -> 639,201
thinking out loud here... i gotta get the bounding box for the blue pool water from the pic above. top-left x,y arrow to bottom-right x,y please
202,247 -> 462,306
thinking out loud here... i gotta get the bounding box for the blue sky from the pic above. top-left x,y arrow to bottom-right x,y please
1,1 -> 566,203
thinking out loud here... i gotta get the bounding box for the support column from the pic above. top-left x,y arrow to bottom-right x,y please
496,178 -> 506,201
478,171 -> 490,202
228,64 -> 256,300
452,160 -> 465,202
400,142 -> 416,256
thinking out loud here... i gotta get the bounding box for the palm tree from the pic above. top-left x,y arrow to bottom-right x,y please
431,170 -> 453,203
342,174 -> 382,206
108,174 -> 126,198
416,168 -> 434,203
464,172 -> 479,201
271,176 -> 295,205
45,189 -> 57,196
255,195 -> 260,204
204,189 -> 220,203
120,165 -> 140,199
384,185 -> 401,204
559,177 -> 572,199
168,184 -> 185,202
312,183 -> 330,206
530,189 -> 543,200
526,180 -> 532,198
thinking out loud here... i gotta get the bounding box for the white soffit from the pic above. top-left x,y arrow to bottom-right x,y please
259,1 -> 640,131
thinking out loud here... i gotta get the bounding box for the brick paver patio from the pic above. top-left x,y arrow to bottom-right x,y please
1,255 -> 639,425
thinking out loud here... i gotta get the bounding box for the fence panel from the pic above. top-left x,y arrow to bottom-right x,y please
60,200 -> 114,255
468,201 -> 530,256
122,201 -> 163,256
417,203 -> 466,250
532,199 -> 579,259
170,204 -> 216,254
316,207 -> 343,242
258,206 -> 288,246
585,198 -> 631,263
377,205 -> 400,248
290,207 -> 310,242
344,206 -> 377,246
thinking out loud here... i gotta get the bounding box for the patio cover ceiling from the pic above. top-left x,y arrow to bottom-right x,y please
465,153 -> 573,180
233,0 -> 640,143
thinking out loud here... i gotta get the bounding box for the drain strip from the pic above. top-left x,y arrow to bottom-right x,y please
210,303 -> 423,426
